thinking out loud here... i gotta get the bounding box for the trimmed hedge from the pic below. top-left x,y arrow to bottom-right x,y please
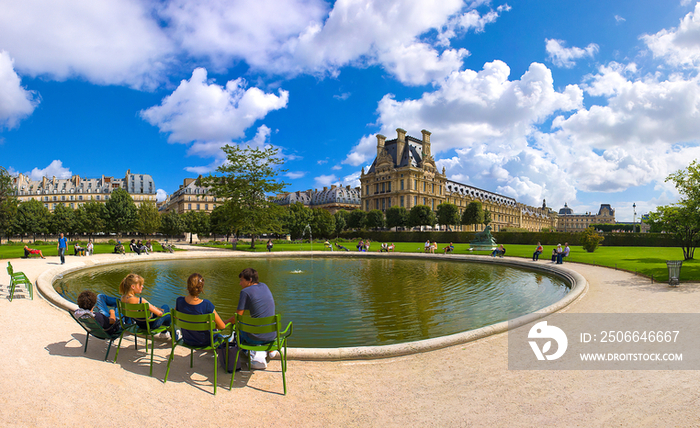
339,230 -> 681,247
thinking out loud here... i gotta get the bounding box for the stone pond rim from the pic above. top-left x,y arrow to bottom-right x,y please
36,251 -> 588,361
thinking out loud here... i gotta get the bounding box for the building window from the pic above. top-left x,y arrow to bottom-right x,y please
400,180 -> 404,190
387,182 -> 391,192
366,200 -> 370,210
375,199 -> 379,209
400,196 -> 404,207
382,199 -> 386,210
414,179 -> 417,190
61,196 -> 66,201
423,197 -> 426,205
53,196 -> 57,201
423,182 -> 426,192
196,204 -> 200,210
205,204 -> 208,210
432,184 -> 435,193
96,196 -> 100,200
188,204 -> 192,210
381,183 -> 385,192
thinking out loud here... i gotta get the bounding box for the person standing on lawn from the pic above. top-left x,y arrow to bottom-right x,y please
57,233 -> 68,264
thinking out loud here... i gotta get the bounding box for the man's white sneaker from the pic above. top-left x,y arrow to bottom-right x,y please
267,350 -> 280,360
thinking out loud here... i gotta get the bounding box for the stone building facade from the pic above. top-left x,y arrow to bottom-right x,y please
556,203 -> 616,232
272,185 -> 361,214
11,169 -> 156,212
359,128 -> 557,232
159,176 -> 221,214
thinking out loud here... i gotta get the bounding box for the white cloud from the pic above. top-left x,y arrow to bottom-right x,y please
163,0 -> 501,85
333,92 -> 351,101
0,51 -> 38,129
286,171 -> 306,179
156,189 -> 167,202
184,125 -> 274,174
26,160 -> 72,181
0,0 -> 173,89
141,68 -> 288,144
317,159 -> 328,165
342,170 -> 364,188
314,174 -> 338,187
437,4 -> 511,45
332,165 -> 342,170
545,39 -> 599,68
344,60 -> 583,167
643,3 -> 700,69
615,15 -> 626,23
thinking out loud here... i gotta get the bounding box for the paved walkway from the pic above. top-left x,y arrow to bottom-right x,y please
1,252 -> 700,427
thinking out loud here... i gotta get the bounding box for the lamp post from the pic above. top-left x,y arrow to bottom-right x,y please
633,202 -> 637,233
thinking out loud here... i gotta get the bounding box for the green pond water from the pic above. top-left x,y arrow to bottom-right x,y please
55,257 -> 570,348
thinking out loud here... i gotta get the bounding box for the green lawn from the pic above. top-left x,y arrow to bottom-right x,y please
198,240 -> 695,283
3,239 -> 692,283
0,241 -> 171,259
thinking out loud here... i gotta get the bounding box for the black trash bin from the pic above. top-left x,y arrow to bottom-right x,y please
666,260 -> 682,286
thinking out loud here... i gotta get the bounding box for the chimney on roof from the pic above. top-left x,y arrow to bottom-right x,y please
421,129 -> 431,157
323,186 -> 328,191
396,128 -> 407,165
331,185 -> 336,189
376,134 -> 386,159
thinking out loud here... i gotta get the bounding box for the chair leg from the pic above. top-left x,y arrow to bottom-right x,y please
105,339 -> 114,361
9,279 -> 15,302
149,336 -> 155,377
230,348 -> 240,390
190,349 -> 194,368
164,344 -> 176,384
213,350 -> 218,395
84,333 -> 89,353
114,332 -> 126,363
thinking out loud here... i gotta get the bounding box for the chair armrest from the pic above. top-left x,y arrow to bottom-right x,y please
280,321 -> 293,338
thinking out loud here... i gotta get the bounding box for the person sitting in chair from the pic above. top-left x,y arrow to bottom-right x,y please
443,242 -> 454,254
23,245 -> 46,259
86,240 -> 94,256
74,290 -> 120,335
176,273 -> 226,347
114,241 -> 125,255
491,244 -> 506,257
130,239 -> 142,255
335,242 -> 349,251
137,240 -> 149,255
379,243 -> 388,252
74,243 -> 86,256
388,243 -> 395,252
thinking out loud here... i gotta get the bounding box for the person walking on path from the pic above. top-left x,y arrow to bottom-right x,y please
57,233 -> 67,264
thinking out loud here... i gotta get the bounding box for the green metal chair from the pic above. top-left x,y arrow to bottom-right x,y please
7,262 -> 32,301
114,300 -> 170,376
70,311 -> 122,361
231,314 -> 293,395
164,309 -> 232,395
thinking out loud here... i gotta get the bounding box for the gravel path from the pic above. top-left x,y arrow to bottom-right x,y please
1,253 -> 699,427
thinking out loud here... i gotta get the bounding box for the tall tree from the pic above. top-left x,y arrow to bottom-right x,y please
14,199 -> 50,242
365,209 -> 385,230
201,144 -> 287,249
210,205 -> 236,240
408,205 -> 436,229
347,209 -> 366,230
50,204 -> 75,236
311,208 -> 336,239
183,210 -> 211,243
160,211 -> 185,240
647,161 -> 700,260
333,210 -> 348,237
483,209 -> 492,226
386,206 -> 409,230
283,202 -> 313,240
137,202 -> 161,236
104,188 -> 138,235
461,201 -> 484,229
436,203 -> 460,231
0,167 -> 17,243
79,201 -> 106,239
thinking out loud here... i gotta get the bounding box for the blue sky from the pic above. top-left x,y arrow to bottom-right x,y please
1,0 -> 700,221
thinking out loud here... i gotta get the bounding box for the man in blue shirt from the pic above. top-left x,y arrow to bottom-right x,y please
57,233 -> 67,264
225,267 -> 276,345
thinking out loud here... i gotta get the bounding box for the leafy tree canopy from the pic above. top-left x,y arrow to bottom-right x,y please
408,205 -> 436,228
385,206 -> 408,230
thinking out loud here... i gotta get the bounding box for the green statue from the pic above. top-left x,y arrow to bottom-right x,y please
470,225 -> 497,251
